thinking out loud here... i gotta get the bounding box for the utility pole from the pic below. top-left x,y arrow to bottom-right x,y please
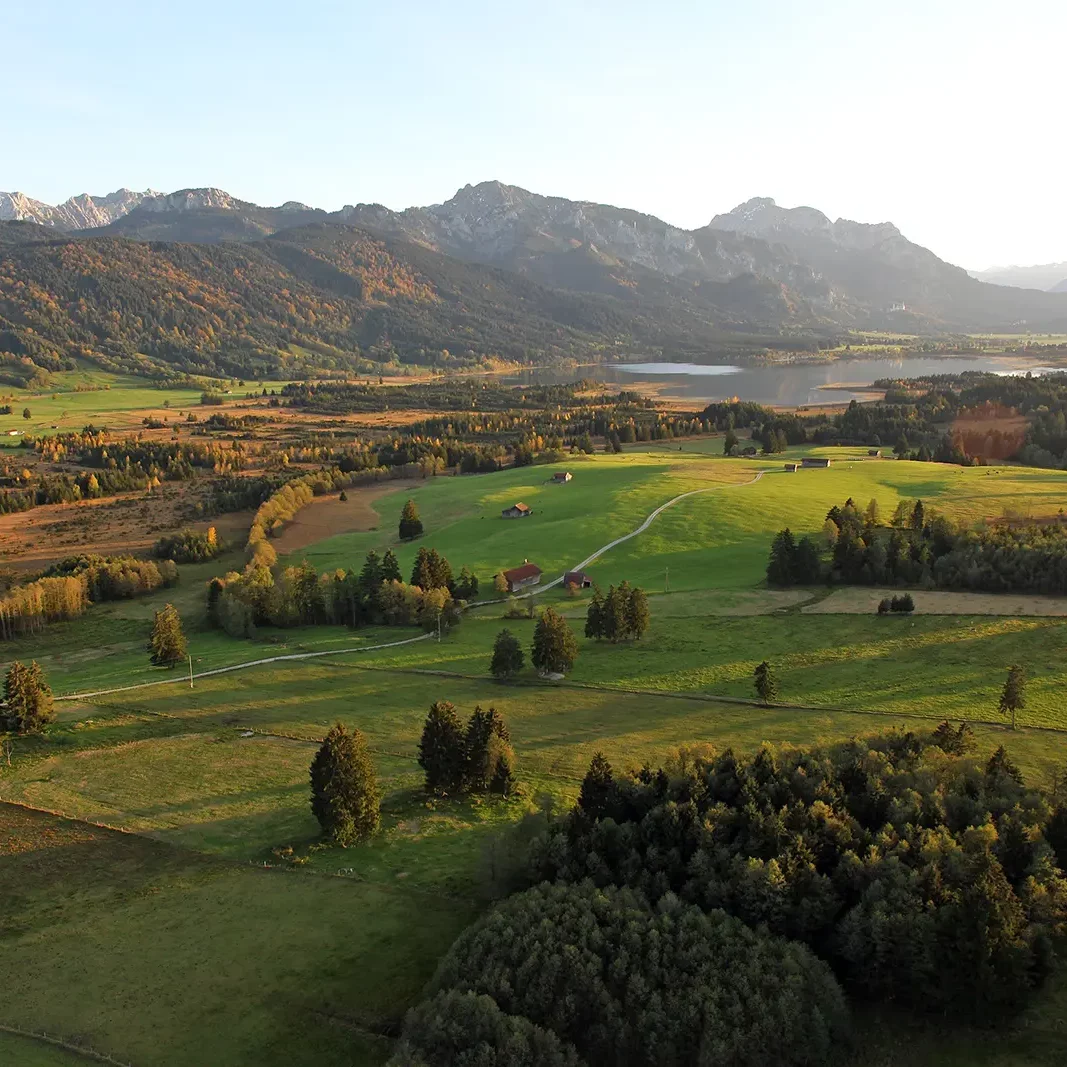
188,653 -> 194,689
664,566 -> 670,593
436,612 -> 442,643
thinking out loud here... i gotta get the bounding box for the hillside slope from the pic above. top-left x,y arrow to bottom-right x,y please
0,220 -> 815,385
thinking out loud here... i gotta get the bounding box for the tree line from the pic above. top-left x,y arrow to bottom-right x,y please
209,546 -> 472,638
768,494 -> 1067,595
0,554 -> 178,641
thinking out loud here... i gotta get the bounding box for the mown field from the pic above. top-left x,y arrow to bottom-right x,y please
4,444 -> 1067,1065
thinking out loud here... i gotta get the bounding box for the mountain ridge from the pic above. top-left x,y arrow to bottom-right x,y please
3,181 -> 1067,356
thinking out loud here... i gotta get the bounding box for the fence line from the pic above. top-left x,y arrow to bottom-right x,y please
0,1021 -> 135,1066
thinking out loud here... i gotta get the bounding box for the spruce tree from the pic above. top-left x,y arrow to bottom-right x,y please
531,607 -> 579,675
149,603 -> 187,667
911,499 -> 925,531
358,550 -> 383,593
766,529 -> 798,586
490,629 -> 525,680
584,586 -> 604,639
411,547 -> 432,589
309,722 -> 381,845
601,584 -> 627,643
381,549 -> 402,583
624,585 -> 650,640
465,706 -> 511,792
399,498 -> 424,541
418,701 -> 467,795
754,660 -> 779,704
578,752 -> 617,821
999,664 -> 1027,730
488,740 -> 516,796
2,660 -> 55,734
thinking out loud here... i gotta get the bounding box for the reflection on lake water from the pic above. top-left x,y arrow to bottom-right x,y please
494,356 -> 1057,407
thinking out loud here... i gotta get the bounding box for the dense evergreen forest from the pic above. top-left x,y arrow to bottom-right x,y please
392,727 -> 1067,1064
768,495 -> 1067,594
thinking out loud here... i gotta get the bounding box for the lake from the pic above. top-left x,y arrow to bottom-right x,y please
495,355 -> 1059,408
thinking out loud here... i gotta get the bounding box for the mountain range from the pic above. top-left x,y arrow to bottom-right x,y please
970,262 -> 1067,292
2,181 -> 1066,385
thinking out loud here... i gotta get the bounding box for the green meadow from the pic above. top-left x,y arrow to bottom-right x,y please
5,445 -> 1067,1065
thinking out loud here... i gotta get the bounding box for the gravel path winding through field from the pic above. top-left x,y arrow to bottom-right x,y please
56,469 -> 766,701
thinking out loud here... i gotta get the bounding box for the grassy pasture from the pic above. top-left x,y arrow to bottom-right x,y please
7,445 -> 1067,1065
292,451 -> 1067,594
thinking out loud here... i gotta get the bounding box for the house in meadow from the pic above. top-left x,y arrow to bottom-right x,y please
503,561 -> 542,593
501,502 -> 532,519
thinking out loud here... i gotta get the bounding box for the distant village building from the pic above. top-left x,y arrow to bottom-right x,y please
503,561 -> 542,593
741,445 -> 758,457
563,569 -> 592,589
802,457 -> 831,468
784,462 -> 799,472
501,502 -> 532,519
889,301 -> 907,312
552,471 -> 573,483
868,449 -> 882,457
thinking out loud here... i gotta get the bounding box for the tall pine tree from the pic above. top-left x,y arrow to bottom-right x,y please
310,722 -> 381,845
532,608 -> 579,675
399,499 -> 424,541
2,660 -> 54,734
418,701 -> 467,795
149,603 -> 187,667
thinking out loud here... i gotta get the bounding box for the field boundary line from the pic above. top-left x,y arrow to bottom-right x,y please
328,662 -> 1065,735
54,633 -> 433,702
0,797 -> 143,837
0,1021 -> 135,1066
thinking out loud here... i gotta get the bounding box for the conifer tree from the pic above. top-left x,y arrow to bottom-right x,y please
149,603 -> 187,667
465,706 -> 512,792
999,664 -> 1027,730
578,752 -> 617,821
911,499 -> 926,531
490,629 -> 524,679
625,585 -> 650,640
531,607 -> 579,675
309,722 -> 381,845
2,660 -> 54,734
418,701 -> 467,795
584,586 -> 604,639
767,529 -> 798,586
601,584 -> 627,642
381,549 -> 402,583
754,660 -> 779,704
399,498 -> 424,541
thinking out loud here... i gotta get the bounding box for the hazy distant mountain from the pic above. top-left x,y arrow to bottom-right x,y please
0,188 -> 161,230
970,262 -> 1067,291
1051,278 -> 1067,294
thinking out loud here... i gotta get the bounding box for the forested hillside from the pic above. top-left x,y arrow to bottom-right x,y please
0,221 -> 814,386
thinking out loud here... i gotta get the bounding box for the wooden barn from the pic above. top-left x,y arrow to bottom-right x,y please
802,457 -> 831,468
552,471 -> 573,483
563,569 -> 592,589
501,502 -> 532,519
503,561 -> 542,593
784,462 -> 799,472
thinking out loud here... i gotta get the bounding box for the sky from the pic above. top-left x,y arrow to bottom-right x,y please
5,0 -> 1064,270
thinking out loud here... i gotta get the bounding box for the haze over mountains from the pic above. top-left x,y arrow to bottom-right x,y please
2,180 -> 1067,386
970,262 -> 1067,292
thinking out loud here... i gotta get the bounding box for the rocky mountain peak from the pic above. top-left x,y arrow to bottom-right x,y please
0,187 -> 162,230
138,188 -> 247,214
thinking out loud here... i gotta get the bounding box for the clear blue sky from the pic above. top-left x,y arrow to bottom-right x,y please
6,0 -> 1063,269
